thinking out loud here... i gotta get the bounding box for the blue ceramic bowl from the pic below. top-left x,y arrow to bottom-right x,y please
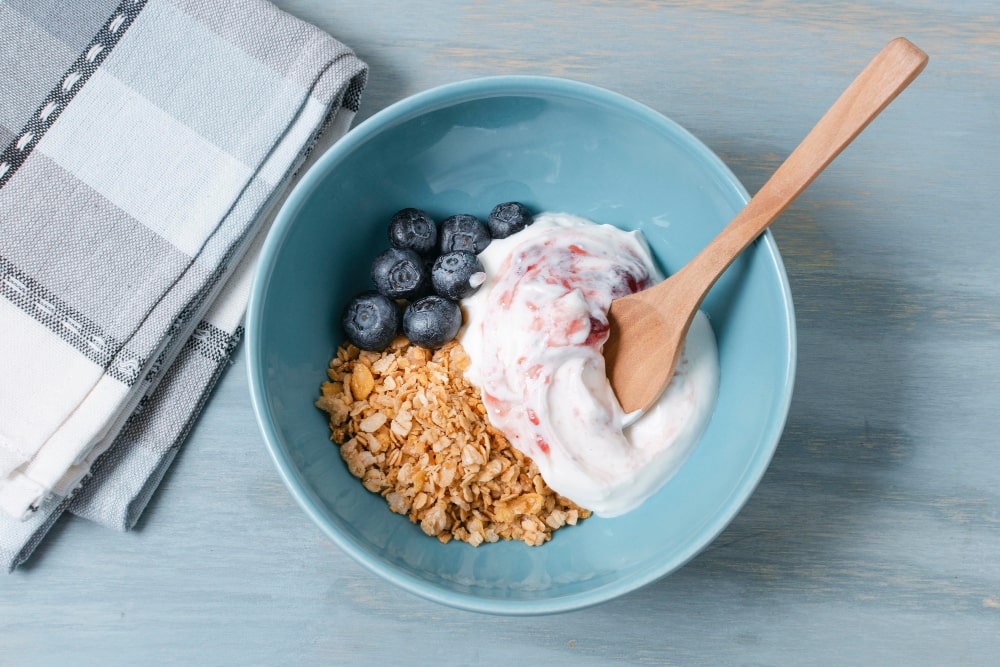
246,76 -> 795,615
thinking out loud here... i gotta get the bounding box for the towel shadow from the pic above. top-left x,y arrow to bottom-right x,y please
348,43 -> 407,126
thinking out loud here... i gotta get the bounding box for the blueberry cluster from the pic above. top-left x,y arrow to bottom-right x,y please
341,203 -> 534,351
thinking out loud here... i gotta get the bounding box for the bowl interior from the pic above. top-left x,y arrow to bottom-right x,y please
247,77 -> 794,614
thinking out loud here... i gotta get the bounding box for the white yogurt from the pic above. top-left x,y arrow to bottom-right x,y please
459,212 -> 719,516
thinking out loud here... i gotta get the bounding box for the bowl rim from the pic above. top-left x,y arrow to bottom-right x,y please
246,75 -> 797,615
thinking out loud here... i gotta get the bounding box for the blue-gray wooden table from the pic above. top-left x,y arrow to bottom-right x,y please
3,1 -> 998,664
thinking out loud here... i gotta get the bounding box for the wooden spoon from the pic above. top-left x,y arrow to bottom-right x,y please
604,37 -> 928,414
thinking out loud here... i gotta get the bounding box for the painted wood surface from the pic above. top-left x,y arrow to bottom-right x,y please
3,1 -> 998,664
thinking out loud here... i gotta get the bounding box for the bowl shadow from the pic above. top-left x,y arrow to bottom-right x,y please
596,137 -> 917,610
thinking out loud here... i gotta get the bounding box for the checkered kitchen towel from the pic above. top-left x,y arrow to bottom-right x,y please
0,0 -> 367,570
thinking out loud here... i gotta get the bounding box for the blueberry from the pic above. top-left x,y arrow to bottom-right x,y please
371,247 -> 428,300
403,296 -> 462,349
487,201 -> 533,239
388,208 -> 437,255
439,214 -> 491,254
341,291 -> 400,351
431,250 -> 486,300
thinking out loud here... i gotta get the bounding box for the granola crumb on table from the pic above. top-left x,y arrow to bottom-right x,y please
315,336 -> 590,546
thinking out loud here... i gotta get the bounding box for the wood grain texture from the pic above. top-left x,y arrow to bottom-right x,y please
2,2 -> 998,665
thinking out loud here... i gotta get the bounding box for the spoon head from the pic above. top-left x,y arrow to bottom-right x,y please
604,292 -> 688,413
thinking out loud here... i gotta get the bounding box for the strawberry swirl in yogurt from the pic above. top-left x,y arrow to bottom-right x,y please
459,212 -> 719,516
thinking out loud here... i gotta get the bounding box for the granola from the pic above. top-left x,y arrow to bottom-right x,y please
315,336 -> 590,546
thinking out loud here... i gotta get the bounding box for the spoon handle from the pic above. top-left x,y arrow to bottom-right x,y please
670,37 -> 928,300
607,38 -> 927,414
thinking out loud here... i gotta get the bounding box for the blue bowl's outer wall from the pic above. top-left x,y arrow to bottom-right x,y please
246,76 -> 796,615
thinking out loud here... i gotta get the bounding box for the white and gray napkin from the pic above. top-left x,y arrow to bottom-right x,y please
0,0 -> 367,570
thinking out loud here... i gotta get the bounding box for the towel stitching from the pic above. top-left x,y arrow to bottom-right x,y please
0,0 -> 149,190
188,321 -> 242,364
0,255 -> 143,385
